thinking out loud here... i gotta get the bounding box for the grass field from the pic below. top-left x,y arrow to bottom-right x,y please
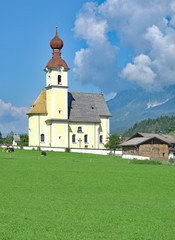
0,150 -> 175,240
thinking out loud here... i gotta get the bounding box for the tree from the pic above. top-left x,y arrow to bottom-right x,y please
4,133 -> 13,146
18,134 -> 28,146
0,132 -> 3,144
104,133 -> 122,155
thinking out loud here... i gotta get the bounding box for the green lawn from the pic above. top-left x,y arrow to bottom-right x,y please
0,150 -> 175,240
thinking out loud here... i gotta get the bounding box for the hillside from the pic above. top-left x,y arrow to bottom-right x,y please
123,115 -> 175,137
107,85 -> 175,134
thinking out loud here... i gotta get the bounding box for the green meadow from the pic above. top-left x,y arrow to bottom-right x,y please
0,150 -> 175,240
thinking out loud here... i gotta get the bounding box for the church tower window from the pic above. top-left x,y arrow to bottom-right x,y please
58,75 -> 62,85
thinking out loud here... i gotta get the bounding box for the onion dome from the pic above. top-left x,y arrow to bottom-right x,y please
50,27 -> 63,50
46,27 -> 69,70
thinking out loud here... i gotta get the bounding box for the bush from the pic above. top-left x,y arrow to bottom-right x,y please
130,159 -> 162,165
65,148 -> 70,152
169,158 -> 175,164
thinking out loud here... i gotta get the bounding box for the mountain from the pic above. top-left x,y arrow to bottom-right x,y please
107,85 -> 175,134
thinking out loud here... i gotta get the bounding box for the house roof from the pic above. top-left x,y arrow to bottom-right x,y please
120,136 -> 170,146
68,92 -> 112,123
132,132 -> 175,144
27,90 -> 47,115
120,137 -> 150,146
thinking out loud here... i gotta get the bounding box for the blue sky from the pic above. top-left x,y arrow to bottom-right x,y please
1,0 -> 175,135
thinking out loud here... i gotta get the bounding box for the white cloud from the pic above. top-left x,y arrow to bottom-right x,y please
121,54 -> 156,89
98,0 -> 171,51
144,25 -> 175,88
0,99 -> 28,135
73,2 -> 120,93
74,2 -> 107,45
73,0 -> 175,92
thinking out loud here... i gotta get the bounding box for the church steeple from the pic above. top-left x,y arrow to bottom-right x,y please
46,27 -> 69,70
45,27 -> 69,121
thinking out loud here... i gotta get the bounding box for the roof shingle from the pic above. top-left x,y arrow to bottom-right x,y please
68,92 -> 112,123
27,90 -> 47,115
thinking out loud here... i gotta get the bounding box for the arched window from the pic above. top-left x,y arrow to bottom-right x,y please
100,135 -> 103,144
58,75 -> 62,85
77,126 -> 82,133
72,134 -> 76,143
84,134 -> 88,143
41,134 -> 44,142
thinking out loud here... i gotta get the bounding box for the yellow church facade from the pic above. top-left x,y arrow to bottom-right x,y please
27,28 -> 111,149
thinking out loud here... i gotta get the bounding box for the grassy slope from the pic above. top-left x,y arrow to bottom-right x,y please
0,150 -> 175,240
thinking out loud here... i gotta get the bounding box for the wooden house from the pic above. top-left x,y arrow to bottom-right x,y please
120,132 -> 175,159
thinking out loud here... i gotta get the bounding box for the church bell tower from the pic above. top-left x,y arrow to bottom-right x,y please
45,27 -> 70,147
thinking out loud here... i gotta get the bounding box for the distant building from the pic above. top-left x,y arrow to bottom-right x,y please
13,134 -> 20,146
27,28 -> 111,149
120,132 -> 175,159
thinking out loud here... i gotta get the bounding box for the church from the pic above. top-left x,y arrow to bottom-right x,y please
27,28 -> 112,149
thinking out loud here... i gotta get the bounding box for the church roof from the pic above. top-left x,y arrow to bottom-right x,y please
27,90 -> 47,115
68,92 -> 112,123
46,50 -> 69,70
27,91 -> 111,123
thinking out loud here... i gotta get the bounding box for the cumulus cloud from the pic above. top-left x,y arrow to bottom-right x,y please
0,99 -> 28,135
73,0 -> 175,93
74,2 -> 107,44
98,0 -> 170,51
73,2 -> 119,93
121,54 -> 156,89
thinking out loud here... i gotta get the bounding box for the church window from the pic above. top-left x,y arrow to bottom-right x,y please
41,134 -> 45,142
77,126 -> 82,133
84,134 -> 88,143
58,75 -> 62,85
72,134 -> 76,143
100,135 -> 103,144
59,136 -> 61,140
59,110 -> 61,114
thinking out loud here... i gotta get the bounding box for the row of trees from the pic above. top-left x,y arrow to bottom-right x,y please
123,115 -> 175,137
0,131 -> 28,146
